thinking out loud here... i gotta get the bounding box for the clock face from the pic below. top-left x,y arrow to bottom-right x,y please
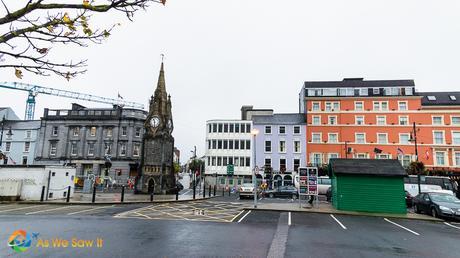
150,116 -> 160,128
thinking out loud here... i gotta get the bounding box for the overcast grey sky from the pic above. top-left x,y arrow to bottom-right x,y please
1,0 -> 460,161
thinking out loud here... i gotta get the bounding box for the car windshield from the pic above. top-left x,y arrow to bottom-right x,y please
429,193 -> 460,203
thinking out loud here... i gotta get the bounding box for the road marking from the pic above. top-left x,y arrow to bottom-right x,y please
238,210 -> 251,223
384,218 -> 420,236
330,214 -> 347,230
0,205 -> 48,213
67,206 -> 111,215
181,189 -> 192,195
444,222 -> 460,230
114,205 -> 153,217
288,212 -> 291,226
230,210 -> 246,222
26,206 -> 72,215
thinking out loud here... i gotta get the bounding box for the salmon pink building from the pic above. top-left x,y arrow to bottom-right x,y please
299,78 -> 460,173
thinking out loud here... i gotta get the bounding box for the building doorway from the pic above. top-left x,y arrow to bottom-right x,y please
148,178 -> 155,193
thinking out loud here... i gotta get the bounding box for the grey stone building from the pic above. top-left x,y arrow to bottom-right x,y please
34,103 -> 147,184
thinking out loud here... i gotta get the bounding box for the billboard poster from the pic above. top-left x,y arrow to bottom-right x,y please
298,167 -> 318,196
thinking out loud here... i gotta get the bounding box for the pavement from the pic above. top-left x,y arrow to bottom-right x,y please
1,206 -> 459,257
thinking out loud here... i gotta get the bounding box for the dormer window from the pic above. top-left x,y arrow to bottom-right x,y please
427,96 -> 436,101
450,95 -> 457,101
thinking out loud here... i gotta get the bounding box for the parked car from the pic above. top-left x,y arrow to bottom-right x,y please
238,183 -> 260,199
413,192 -> 460,219
405,191 -> 413,208
265,186 -> 299,199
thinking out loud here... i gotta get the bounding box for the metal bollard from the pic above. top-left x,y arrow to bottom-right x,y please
92,185 -> 96,203
193,181 -> 196,200
214,185 -> 216,196
176,188 -> 179,201
40,186 -> 46,202
203,182 -> 206,198
150,192 -> 154,202
208,185 -> 211,197
228,187 -> 231,196
66,186 -> 71,203
222,187 -> 224,196
121,185 -> 125,203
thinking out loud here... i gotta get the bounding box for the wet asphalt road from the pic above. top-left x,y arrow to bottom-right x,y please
1,205 -> 459,258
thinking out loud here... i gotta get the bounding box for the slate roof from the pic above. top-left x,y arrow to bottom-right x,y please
419,92 -> 460,106
330,159 -> 406,177
252,113 -> 306,125
303,78 -> 415,89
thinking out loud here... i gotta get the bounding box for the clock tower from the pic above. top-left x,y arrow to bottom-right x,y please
137,61 -> 175,194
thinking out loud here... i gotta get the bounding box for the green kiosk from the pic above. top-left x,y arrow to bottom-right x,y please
330,158 -> 407,214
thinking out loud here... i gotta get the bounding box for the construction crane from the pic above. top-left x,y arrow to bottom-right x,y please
0,82 -> 145,120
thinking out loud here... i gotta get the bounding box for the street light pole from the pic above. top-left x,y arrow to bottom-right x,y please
409,122 -> 421,194
251,128 -> 259,208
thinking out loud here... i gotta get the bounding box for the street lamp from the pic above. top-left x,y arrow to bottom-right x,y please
251,128 -> 259,208
408,122 -> 421,194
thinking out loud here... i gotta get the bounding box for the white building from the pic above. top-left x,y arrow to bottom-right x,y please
0,165 -> 76,201
204,119 -> 253,188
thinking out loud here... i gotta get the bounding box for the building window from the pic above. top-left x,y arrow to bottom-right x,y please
224,124 -> 228,133
399,134 -> 410,144
245,140 -> 250,150
452,116 -> 460,125
246,157 -> 251,167
328,116 -> 337,125
223,157 -> 228,166
355,116 -> 364,125
293,159 -> 300,172
52,126 -> 58,136
246,124 -> 251,133
455,152 -> 460,167
279,159 -> 286,172
398,101 -> 408,111
376,154 -> 390,159
405,87 -> 413,95
373,88 -> 380,95
234,140 -> 239,150
87,142 -> 95,156
217,140 -> 222,149
355,153 -> 368,159
71,142 -> 78,156
235,124 -> 239,133
377,116 -> 386,125
312,116 -> 321,125
432,116 -> 443,125
294,141 -> 301,153
265,158 -> 271,167
120,142 -> 127,156
218,124 -> 223,133
240,124 -> 245,133
24,142 -> 30,152
293,126 -> 300,134
435,152 -> 446,166
328,153 -> 339,162
312,102 -> 320,111
73,127 -> 80,137
377,133 -> 388,144
312,133 -> 321,143
133,143 -> 140,156
25,130 -> 31,138
399,116 -> 409,125
279,140 -> 286,153
373,101 -> 388,111
452,132 -> 460,145
325,102 -> 340,111
223,140 -> 228,149
355,133 -> 365,144
5,142 -> 11,152
279,126 -> 286,134
121,127 -> 127,136
328,133 -> 338,143
107,127 -> 113,137
229,140 -> 234,149
90,126 -> 97,137
135,128 -> 141,137
433,131 -> 445,144
265,141 -> 271,152
217,157 -> 222,166
49,142 -> 57,156
355,101 -> 363,111
103,143 -> 111,155
265,126 -> 271,134
398,155 -> 412,168
311,153 -> 322,166
22,156 -> 28,165
229,124 -> 234,133
212,124 -> 217,133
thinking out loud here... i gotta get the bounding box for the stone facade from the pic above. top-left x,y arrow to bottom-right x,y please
138,62 -> 176,194
34,103 -> 147,184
